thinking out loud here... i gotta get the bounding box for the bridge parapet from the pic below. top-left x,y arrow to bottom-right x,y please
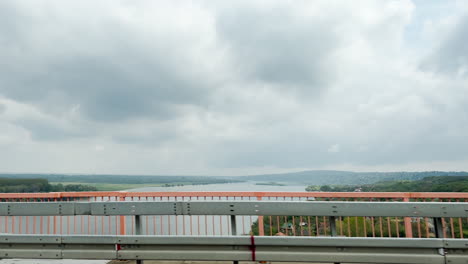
0,196 -> 468,263
1,192 -> 468,239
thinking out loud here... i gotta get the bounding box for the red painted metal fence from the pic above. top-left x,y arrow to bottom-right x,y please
1,191 -> 467,238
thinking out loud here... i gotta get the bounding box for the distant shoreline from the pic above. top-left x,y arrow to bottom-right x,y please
255,182 -> 286,186
50,181 -> 236,191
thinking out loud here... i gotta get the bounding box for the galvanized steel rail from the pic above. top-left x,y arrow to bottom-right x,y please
0,201 -> 467,217
2,191 -> 468,238
1,200 -> 468,263
0,234 -> 466,263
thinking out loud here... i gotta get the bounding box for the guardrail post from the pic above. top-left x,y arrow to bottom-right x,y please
231,215 -> 238,264
256,196 -> 265,236
135,215 -> 142,235
231,215 -> 237,235
328,216 -> 340,264
119,196 -> 126,235
135,215 -> 143,264
433,217 -> 444,238
329,216 -> 337,237
403,197 -> 413,238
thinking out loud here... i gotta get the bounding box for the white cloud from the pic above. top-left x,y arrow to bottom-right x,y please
0,0 -> 467,175
327,144 -> 340,153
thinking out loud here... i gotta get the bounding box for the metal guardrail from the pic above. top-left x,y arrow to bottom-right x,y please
1,200 -> 468,263
0,201 -> 467,217
0,234 -> 466,263
2,191 -> 468,238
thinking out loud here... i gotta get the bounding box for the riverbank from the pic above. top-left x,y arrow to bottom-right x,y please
127,181 -> 307,192
50,182 -> 236,191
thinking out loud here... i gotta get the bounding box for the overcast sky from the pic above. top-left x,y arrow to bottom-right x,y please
1,0 -> 468,175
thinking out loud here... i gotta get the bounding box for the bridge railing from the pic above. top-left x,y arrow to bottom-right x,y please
0,234 -> 464,263
0,200 -> 468,263
1,191 -> 468,238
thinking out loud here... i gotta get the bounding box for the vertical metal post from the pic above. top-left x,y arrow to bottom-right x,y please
433,217 -> 445,258
329,216 -> 337,236
135,215 -> 142,235
434,217 -> 444,238
119,196 -> 126,235
135,215 -> 143,264
231,215 -> 238,264
329,216 -> 339,264
231,215 -> 237,235
256,196 -> 265,236
403,197 -> 413,238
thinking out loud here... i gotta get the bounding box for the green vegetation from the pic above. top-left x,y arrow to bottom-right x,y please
3,171 -> 468,187
250,215 -> 419,237
245,170 -> 468,185
51,181 -> 214,191
251,215 -> 330,236
50,182 -> 161,191
1,177 -> 228,192
0,178 -> 97,193
0,174 -> 242,185
0,178 -> 50,193
0,174 -> 243,192
250,176 -> 468,238
255,182 -> 286,186
306,176 -> 468,192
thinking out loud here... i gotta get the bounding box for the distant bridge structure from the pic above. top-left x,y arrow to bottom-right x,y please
0,191 -> 467,263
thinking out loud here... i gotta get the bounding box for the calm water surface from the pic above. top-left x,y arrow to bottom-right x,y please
128,181 -> 308,192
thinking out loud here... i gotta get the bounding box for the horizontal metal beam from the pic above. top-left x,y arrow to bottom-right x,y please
2,191 -> 468,200
180,201 -> 468,217
0,235 -> 465,263
0,235 -> 443,247
0,201 -> 467,217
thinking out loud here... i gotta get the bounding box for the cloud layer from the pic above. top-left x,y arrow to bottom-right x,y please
1,0 -> 467,175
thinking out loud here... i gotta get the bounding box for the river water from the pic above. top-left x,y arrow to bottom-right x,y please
0,181 -> 307,264
128,181 -> 307,192
126,182 -> 309,236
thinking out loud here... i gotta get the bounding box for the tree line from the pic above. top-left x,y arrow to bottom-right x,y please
306,176 -> 468,192
0,173 -> 242,184
0,178 -> 97,193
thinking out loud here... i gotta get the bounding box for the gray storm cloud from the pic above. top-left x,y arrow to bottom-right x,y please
422,14 -> 468,76
0,0 -> 467,174
0,2 -> 221,122
214,4 -> 337,93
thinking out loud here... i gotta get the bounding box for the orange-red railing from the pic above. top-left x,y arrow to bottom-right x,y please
1,191 -> 467,239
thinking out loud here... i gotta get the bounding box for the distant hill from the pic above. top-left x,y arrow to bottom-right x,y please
241,170 -> 468,185
2,170 -> 468,186
306,176 -> 468,192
